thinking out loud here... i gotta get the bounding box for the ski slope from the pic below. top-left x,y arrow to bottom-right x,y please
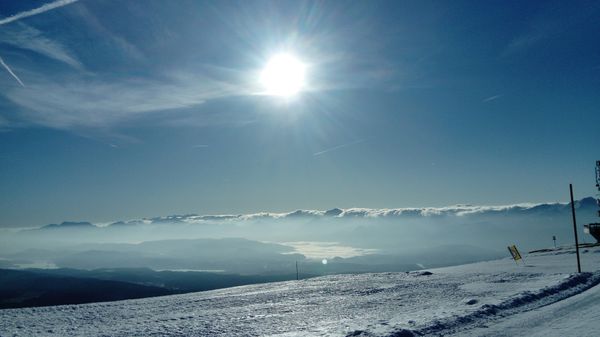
459,280 -> 600,337
1,245 -> 599,337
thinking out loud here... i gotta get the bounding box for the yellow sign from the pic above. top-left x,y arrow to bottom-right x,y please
507,245 -> 522,261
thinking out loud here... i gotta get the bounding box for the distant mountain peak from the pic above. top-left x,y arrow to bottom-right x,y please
577,197 -> 597,208
41,221 -> 96,230
324,208 -> 343,217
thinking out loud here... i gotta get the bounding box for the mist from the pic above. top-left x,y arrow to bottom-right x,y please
1,198 -> 596,274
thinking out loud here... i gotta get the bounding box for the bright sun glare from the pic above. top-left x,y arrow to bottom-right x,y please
260,53 -> 306,97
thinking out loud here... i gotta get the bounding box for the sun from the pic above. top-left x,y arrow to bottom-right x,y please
260,53 -> 306,97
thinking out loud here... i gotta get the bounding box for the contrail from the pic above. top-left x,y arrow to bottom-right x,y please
313,139 -> 365,156
483,94 -> 503,102
0,56 -> 25,87
0,0 -> 79,26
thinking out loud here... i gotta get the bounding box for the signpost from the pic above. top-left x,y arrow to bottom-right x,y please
569,184 -> 582,273
507,245 -> 523,265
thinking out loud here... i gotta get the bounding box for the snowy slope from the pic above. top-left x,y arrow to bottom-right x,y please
458,281 -> 600,337
1,245 -> 599,337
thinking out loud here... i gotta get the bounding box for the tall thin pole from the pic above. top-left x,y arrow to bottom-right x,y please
296,261 -> 299,280
570,184 -> 582,273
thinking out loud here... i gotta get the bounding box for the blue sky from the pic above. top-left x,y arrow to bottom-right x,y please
0,0 -> 599,227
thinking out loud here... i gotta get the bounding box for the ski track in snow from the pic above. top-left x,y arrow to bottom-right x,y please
1,246 -> 599,337
457,272 -> 600,337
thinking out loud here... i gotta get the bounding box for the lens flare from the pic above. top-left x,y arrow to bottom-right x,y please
260,53 -> 306,97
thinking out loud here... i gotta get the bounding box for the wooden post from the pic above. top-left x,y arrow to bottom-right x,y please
570,184 -> 582,273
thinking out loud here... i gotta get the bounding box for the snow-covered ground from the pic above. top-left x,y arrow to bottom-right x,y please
1,245 -> 599,337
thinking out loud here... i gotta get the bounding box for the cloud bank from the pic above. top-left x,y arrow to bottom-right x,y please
0,198 -> 596,273
132,198 -> 589,224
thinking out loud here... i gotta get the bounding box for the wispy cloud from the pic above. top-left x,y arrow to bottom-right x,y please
502,2 -> 600,57
3,72 -> 250,129
313,139 -> 365,156
502,31 -> 546,57
0,1 -> 410,131
0,24 -> 82,69
0,115 -> 9,127
0,0 -> 79,26
482,94 -> 502,103
71,5 -> 145,63
193,144 -> 209,149
0,56 -> 25,87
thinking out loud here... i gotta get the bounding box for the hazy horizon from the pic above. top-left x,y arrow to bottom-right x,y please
0,196 -> 595,229
2,3 -> 600,333
1,0 -> 599,228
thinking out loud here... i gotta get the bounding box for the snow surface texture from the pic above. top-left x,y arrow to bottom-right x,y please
1,245 -> 600,337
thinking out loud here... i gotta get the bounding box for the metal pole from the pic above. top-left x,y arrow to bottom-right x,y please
570,184 -> 582,273
296,261 -> 299,280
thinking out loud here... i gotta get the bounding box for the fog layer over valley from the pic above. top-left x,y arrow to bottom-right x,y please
1,198 -> 596,274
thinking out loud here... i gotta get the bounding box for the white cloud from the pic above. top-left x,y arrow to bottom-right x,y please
0,0 -> 79,26
0,56 -> 25,87
502,3 -> 600,57
0,24 -> 82,69
136,199 -> 580,224
482,94 -> 502,103
71,5 -> 145,63
4,73 -> 250,128
313,139 -> 365,156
